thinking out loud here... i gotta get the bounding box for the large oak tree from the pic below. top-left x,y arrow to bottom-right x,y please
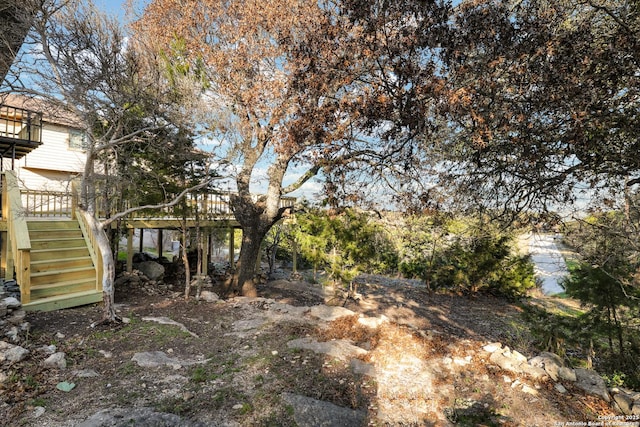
439,0 -> 640,215
134,0 -> 451,296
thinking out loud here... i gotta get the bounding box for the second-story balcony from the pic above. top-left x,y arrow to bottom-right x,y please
0,103 -> 43,170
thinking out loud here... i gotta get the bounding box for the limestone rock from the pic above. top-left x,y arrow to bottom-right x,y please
555,383 -> 568,394
77,407 -> 210,427
558,367 -> 577,382
7,309 -> 25,325
2,280 -> 20,300
135,261 -> 165,281
521,384 -> 539,396
281,392 -> 366,427
142,316 -> 198,338
33,406 -> 46,418
529,352 -> 565,381
198,290 -> 219,302
42,352 -> 67,369
5,326 -> 19,342
613,392 -> 634,415
519,363 -> 548,380
2,297 -> 20,309
39,344 -> 57,355
132,351 -> 183,369
270,302 -> 310,317
574,368 -> 610,402
308,305 -> 356,322
131,351 -> 209,369
73,369 -> 100,378
510,349 -> 528,364
489,348 -> 526,374
1,341 -> 29,362
483,342 -> 502,353
453,356 -> 472,367
287,337 -> 368,361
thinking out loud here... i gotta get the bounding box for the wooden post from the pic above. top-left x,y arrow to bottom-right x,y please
1,174 -> 6,279
2,232 -> 10,281
71,187 -> 77,220
291,238 -> 298,274
1,173 -> 5,219
19,250 -> 30,304
157,229 -> 164,258
126,228 -> 134,272
139,228 -> 144,253
203,231 -> 210,275
4,235 -> 13,282
228,227 -> 235,270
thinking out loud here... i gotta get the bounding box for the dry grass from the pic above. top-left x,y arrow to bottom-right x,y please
316,315 -> 379,346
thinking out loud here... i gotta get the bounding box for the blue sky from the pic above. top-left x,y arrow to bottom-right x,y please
96,0 -> 127,16
96,0 -> 147,19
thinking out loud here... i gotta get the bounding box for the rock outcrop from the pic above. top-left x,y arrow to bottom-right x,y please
482,341 -> 640,415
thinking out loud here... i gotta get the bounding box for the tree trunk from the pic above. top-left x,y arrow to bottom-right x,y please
229,160 -> 289,296
182,226 -> 191,299
612,306 -> 625,359
234,224 -> 267,297
266,226 -> 281,275
81,209 -> 118,323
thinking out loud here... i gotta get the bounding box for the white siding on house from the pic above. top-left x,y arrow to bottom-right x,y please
15,168 -> 77,192
19,123 -> 86,173
1,121 -> 86,191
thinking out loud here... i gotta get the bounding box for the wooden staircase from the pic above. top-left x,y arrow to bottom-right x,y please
22,220 -> 102,311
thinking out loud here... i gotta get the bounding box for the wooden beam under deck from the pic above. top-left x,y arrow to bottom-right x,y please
1,218 -> 241,231
123,218 -> 240,230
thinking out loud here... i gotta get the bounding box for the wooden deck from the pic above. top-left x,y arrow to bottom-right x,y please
0,171 -> 295,311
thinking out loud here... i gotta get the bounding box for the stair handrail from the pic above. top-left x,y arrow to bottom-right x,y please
71,180 -> 103,293
1,171 -> 32,303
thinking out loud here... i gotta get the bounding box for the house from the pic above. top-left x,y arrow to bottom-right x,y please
0,94 -> 294,311
0,94 -> 101,311
0,94 -> 86,192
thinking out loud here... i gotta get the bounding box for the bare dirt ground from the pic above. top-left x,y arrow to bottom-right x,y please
2,271 -> 616,426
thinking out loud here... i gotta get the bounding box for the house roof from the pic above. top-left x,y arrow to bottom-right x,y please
1,94 -> 82,128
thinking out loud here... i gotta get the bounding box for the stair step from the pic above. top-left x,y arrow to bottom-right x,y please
30,278 -> 96,299
27,220 -> 80,231
29,229 -> 83,239
31,256 -> 94,273
30,266 -> 96,287
23,289 -> 102,312
31,246 -> 91,261
30,238 -> 87,250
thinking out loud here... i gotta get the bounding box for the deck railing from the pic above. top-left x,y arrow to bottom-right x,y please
75,208 -> 104,294
18,188 -> 297,220
21,189 -> 74,217
0,104 -> 42,144
0,175 -> 296,305
1,171 -> 31,303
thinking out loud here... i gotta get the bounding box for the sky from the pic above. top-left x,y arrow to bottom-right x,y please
96,0 -> 129,17
96,0 -> 148,20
